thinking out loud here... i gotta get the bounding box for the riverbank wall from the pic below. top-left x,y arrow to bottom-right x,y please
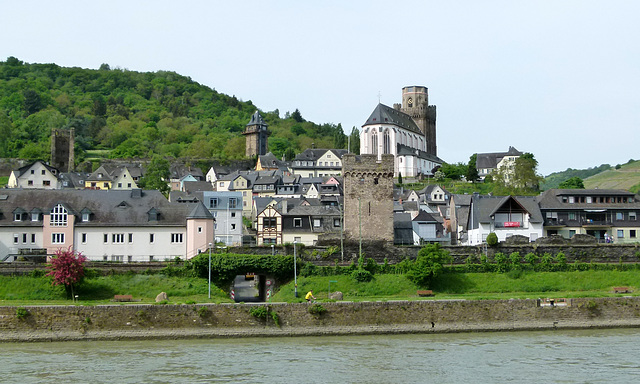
2,297 -> 640,342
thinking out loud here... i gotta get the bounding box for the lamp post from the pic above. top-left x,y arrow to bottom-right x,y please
208,242 -> 212,300
294,241 -> 298,298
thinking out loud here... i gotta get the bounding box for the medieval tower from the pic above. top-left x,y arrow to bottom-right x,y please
342,154 -> 395,242
242,111 -> 269,158
51,127 -> 74,172
393,86 -> 437,156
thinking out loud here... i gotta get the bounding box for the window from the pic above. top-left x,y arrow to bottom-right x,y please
14,213 -> 21,221
231,224 -> 236,230
30,233 -> 35,243
586,196 -> 592,203
41,169 -> 46,175
31,212 -> 39,222
118,183 -> 122,188
229,198 -> 237,209
630,212 -> 637,221
617,229 -> 624,238
27,180 -> 33,186
231,212 -> 236,218
294,218 -> 302,227
30,170 -> 34,174
52,233 -> 65,244
81,233 -> 87,243
568,196 -> 575,203
128,233 -> 133,243
616,212 -> 624,220
112,234 -> 125,243
198,227 -> 203,233
630,230 -> 636,238
127,183 -> 132,188
313,219 -> 321,227
220,182 -> 224,187
569,230 -> 576,238
103,182 -> 109,188
171,233 -> 184,243
22,233 -> 27,243
82,213 -> 90,222
13,234 -> 18,244
262,217 -> 276,229
568,212 -> 576,220
334,218 -> 341,227
149,233 -> 155,243
104,234 -> 108,243
294,237 -> 301,243
209,198 -> 218,208
50,204 -> 68,226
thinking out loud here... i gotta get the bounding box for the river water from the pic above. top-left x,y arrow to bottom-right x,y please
2,328 -> 640,383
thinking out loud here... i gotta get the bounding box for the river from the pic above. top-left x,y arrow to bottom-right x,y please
2,328 -> 639,383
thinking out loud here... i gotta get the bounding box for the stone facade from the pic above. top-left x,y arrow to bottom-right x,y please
242,111 -> 269,158
51,128 -> 74,172
395,86 -> 437,156
342,154 -> 394,242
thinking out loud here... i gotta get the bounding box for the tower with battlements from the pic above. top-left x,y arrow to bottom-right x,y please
393,86 -> 437,156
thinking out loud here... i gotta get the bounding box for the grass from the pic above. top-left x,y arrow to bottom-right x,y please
584,160 -> 640,190
0,274 -> 233,305
0,176 -> 8,187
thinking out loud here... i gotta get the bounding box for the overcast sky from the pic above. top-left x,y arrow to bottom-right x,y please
1,1 -> 638,175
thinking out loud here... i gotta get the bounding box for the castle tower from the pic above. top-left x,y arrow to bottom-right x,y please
342,154 -> 395,242
51,127 -> 74,172
396,86 -> 437,156
242,111 -> 269,158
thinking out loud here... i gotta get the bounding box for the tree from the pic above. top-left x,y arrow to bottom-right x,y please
348,126 -> 360,154
440,162 -> 466,180
46,248 -> 87,299
466,154 -> 479,182
559,176 -> 585,189
138,155 -> 170,195
406,244 -> 451,288
512,153 -> 542,191
291,108 -> 304,123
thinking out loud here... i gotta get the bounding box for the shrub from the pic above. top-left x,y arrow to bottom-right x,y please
486,232 -> 498,246
249,306 -> 269,320
15,307 -> 29,319
539,253 -> 553,272
555,252 -> 567,271
494,252 -> 509,273
524,252 -> 539,268
509,252 -> 521,269
196,306 -> 210,318
351,269 -> 374,283
308,303 -> 327,315
406,244 -> 451,287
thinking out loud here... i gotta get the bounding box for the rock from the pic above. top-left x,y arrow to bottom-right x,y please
155,292 -> 168,302
329,291 -> 343,301
571,234 -> 598,244
503,235 -> 530,245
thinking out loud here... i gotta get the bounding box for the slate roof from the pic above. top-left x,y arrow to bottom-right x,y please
182,181 -> 214,193
13,161 -> 59,178
169,164 -> 204,181
536,189 -> 640,210
469,195 -> 543,229
394,212 -> 414,244
0,189 -> 199,227
258,152 -> 289,170
246,111 -> 267,127
476,146 -> 523,169
413,210 -> 438,223
292,148 -> 349,163
362,103 -> 423,135
396,144 -> 444,164
58,172 -> 91,189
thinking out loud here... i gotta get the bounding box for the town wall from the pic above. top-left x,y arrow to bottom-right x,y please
2,297 -> 640,342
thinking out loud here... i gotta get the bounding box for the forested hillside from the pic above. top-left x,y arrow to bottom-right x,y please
541,164 -> 612,190
0,57 -> 356,163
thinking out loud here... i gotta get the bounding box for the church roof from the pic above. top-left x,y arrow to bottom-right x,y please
362,103 -> 422,135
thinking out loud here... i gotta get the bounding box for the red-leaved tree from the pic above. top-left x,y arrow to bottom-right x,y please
46,248 -> 87,299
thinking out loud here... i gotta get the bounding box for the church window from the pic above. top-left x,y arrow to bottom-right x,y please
371,130 -> 378,155
383,130 -> 391,154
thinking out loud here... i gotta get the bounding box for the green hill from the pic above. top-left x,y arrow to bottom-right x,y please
542,164 -> 612,190
584,160 -> 640,193
0,57 -> 354,164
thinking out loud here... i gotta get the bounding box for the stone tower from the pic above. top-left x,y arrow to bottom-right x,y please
51,127 -> 74,172
242,111 -> 269,158
394,86 -> 437,156
342,154 -> 395,242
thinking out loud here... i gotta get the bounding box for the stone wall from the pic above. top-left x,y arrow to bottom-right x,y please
3,297 -> 640,342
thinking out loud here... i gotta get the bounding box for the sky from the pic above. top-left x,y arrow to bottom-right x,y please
1,1 -> 639,176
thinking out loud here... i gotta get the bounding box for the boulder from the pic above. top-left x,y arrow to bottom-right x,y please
155,292 -> 168,302
329,291 -> 343,301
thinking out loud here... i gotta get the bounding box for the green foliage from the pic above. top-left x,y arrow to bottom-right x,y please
558,176 -> 585,189
188,253 -> 296,287
466,154 -> 479,182
542,164 -> 611,190
249,306 -> 269,319
196,306 -> 210,318
15,307 -> 29,319
406,244 -> 451,288
524,252 -> 539,268
509,252 -> 522,269
486,232 -> 498,246
439,162 -> 467,180
494,252 -> 509,273
138,155 -> 170,195
308,303 -> 327,315
351,269 -> 374,283
0,58 -> 346,162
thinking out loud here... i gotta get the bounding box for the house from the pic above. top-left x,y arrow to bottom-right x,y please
466,194 -> 544,245
290,149 -> 348,177
256,201 -> 282,245
84,165 -> 113,190
280,198 -> 342,245
0,189 -> 214,262
537,189 -> 640,243
169,163 -> 204,191
256,152 -> 289,172
201,191 -> 243,246
449,194 -> 472,245
8,161 -> 61,189
83,164 -> 141,190
475,146 -> 523,181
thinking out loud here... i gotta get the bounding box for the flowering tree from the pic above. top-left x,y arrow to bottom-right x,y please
46,248 -> 87,299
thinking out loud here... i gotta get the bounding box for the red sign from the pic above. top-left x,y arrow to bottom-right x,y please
504,222 -> 521,227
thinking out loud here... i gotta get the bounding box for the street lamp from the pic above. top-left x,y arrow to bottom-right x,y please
294,241 -> 298,298
208,242 -> 212,300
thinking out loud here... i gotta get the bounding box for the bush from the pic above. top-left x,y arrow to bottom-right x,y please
351,269 -> 374,283
524,252 -> 539,268
15,307 -> 29,319
308,303 -> 327,315
249,306 -> 269,320
486,232 -> 498,246
494,252 -> 509,273
406,244 -> 451,288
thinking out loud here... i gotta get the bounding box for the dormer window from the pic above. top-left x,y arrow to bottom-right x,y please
148,208 -> 159,221
82,213 -> 90,222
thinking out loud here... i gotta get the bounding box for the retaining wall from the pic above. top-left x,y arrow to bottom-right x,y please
2,297 -> 640,342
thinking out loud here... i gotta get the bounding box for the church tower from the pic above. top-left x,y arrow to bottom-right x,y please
242,111 -> 269,158
395,86 -> 437,156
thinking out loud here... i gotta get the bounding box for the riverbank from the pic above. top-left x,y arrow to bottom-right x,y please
2,297 -> 640,342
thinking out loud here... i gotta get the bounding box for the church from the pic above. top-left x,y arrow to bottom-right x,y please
360,86 -> 443,178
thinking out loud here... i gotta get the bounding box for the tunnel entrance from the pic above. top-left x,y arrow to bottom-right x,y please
232,273 -> 273,302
